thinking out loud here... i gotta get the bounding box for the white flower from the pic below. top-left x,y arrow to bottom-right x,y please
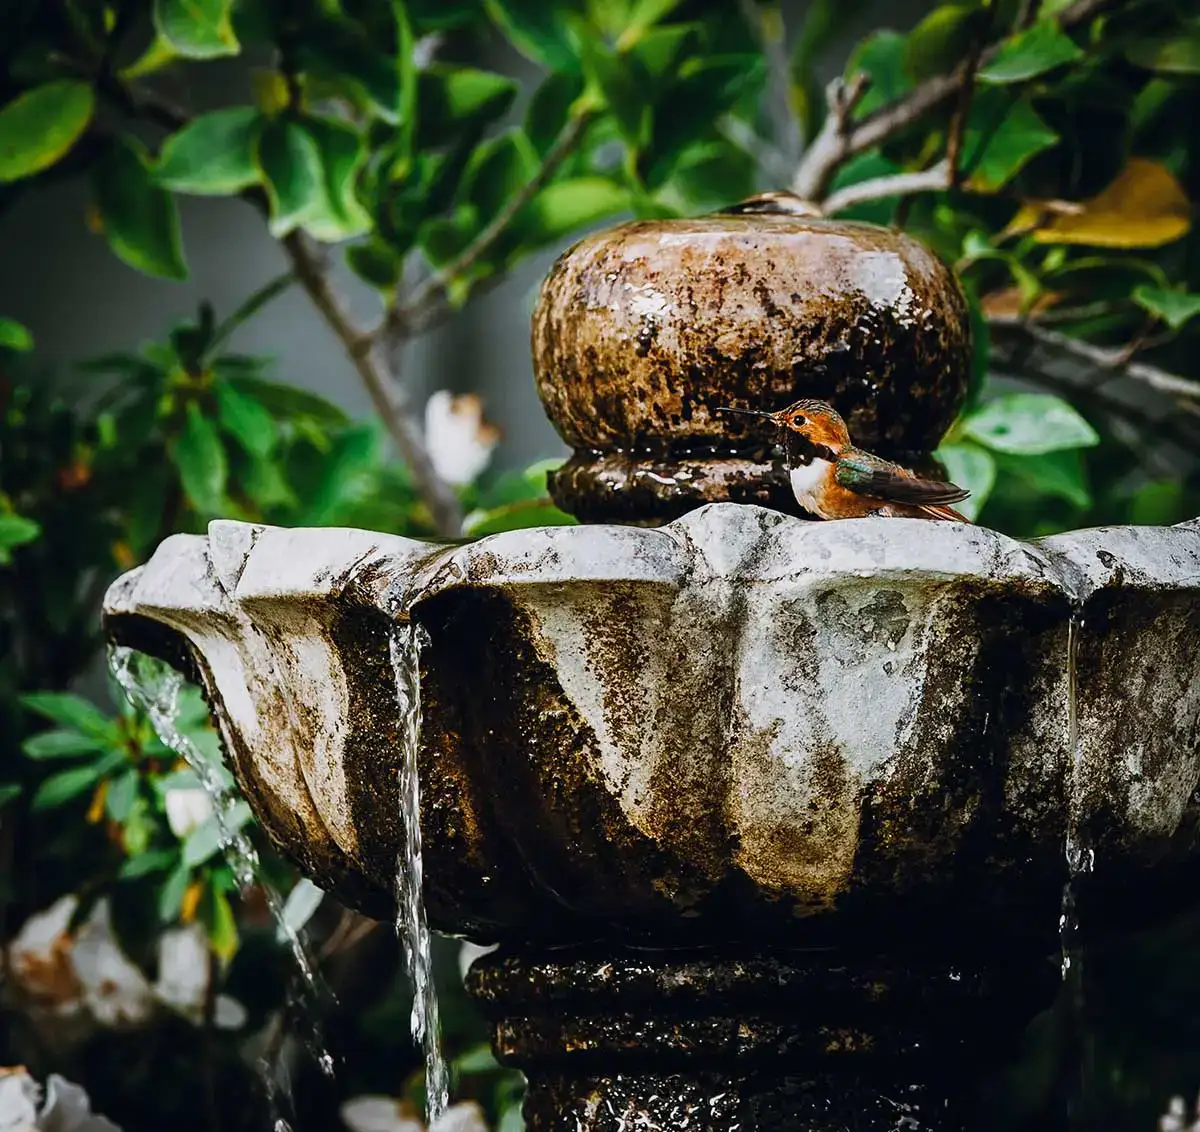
153,924 -> 246,1030
0,1068 -> 121,1132
69,901 -> 153,1029
5,897 -> 83,1015
340,1099 -> 487,1132
164,787 -> 214,839
424,392 -> 500,487
1162,1095 -> 1200,1132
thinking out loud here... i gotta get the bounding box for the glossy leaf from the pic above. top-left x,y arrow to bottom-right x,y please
460,129 -> 538,225
153,0 -> 239,59
846,30 -> 911,118
963,94 -> 1058,192
0,513 -> 40,563
32,765 -> 105,810
997,448 -> 1092,509
255,119 -> 324,238
1132,285 -> 1200,330
483,0 -> 580,72
172,401 -> 228,514
215,381 -> 276,457
516,178 -> 629,247
0,81 -> 94,183
526,71 -> 586,155
963,393 -> 1099,455
0,317 -> 32,351
220,373 -> 349,426
22,729 -> 104,760
417,67 -> 519,148
347,241 -> 403,289
935,442 -> 996,521
21,691 -> 112,738
1125,28 -> 1200,75
978,20 -> 1083,84
906,5 -> 977,82
92,138 -> 187,281
301,117 -> 372,241
156,109 -> 262,195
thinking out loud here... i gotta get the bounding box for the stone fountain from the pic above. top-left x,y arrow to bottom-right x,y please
102,202 -> 1200,1131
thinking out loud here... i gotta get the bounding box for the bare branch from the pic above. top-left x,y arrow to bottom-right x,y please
790,73 -> 870,201
282,232 -> 464,537
386,109 -> 594,347
989,317 -> 1200,402
821,159 -> 950,216
791,0 -> 1121,201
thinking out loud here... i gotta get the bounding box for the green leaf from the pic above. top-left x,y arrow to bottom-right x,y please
32,765 -> 103,810
255,119 -> 324,238
1125,28 -> 1200,76
300,117 -> 371,241
906,6 -> 977,82
0,514 -> 41,564
183,801 -> 251,866
202,884 -> 239,961
1128,480 -> 1185,526
978,19 -> 1083,84
1132,285 -> 1200,331
963,93 -> 1058,192
221,373 -> 348,426
460,129 -> 538,225
579,37 -> 643,144
156,109 -> 262,195
22,729 -> 104,760
158,860 -> 191,921
453,1043 -> 501,1075
825,150 -> 901,224
996,448 -> 1091,509
527,72 -> 586,155
119,847 -> 177,879
21,692 -> 112,738
153,0 -> 239,59
0,81 -> 95,183
106,770 -> 139,821
483,0 -> 580,72
963,393 -> 1099,455
215,379 -> 276,457
464,500 -> 576,536
846,30 -> 911,118
417,67 -> 519,148
0,783 -> 20,807
347,241 -> 403,290
935,442 -> 996,521
172,401 -> 228,514
0,318 -> 32,351
517,177 -> 629,245
93,138 -> 187,281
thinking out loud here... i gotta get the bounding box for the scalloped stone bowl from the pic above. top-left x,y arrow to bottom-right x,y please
102,506 -> 1200,951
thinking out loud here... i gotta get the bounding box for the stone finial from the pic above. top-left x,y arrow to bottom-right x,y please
532,201 -> 971,523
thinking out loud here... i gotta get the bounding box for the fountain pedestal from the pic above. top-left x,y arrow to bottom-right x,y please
468,947 -> 1057,1131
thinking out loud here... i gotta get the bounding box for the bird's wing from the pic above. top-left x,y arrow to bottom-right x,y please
835,450 -> 970,506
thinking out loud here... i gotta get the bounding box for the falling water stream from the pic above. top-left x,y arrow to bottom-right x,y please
108,644 -> 333,1129
1059,610 -> 1096,1127
387,614 -> 450,1122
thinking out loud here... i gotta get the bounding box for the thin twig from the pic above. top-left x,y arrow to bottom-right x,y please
821,159 -> 951,215
283,232 -> 464,537
947,5 -> 991,189
203,270 -> 296,363
790,0 -> 1121,201
386,109 -> 595,347
989,317 -> 1200,402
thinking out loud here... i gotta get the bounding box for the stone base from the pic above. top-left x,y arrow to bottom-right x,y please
466,947 -> 1058,1131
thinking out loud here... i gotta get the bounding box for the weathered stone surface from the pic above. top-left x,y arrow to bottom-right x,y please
531,213 -> 971,522
103,506 -> 1200,948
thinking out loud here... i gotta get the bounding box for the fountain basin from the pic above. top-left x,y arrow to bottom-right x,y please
102,505 -> 1200,952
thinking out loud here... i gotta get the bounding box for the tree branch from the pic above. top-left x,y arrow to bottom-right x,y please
821,159 -> 950,216
737,0 -> 802,166
790,0 -> 1121,201
282,233 -> 464,536
385,109 -> 594,347
989,317 -> 1200,402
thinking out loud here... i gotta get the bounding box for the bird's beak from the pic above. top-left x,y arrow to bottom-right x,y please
715,406 -> 778,421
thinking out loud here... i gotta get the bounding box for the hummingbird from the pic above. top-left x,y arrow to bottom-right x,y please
718,399 -> 971,521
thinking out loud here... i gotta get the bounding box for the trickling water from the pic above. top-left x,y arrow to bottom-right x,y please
1058,611 -> 1096,1128
387,617 -> 449,1122
108,644 -> 333,1124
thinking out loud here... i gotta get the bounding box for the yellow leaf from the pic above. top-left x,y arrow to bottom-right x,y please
181,880 -> 204,923
86,780 -> 108,824
251,70 -> 292,116
1011,159 -> 1191,248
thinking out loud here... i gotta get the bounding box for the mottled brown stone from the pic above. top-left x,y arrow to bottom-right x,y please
532,211 -> 971,523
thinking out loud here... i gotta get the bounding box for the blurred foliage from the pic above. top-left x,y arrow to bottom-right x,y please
0,0 -> 1198,1131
